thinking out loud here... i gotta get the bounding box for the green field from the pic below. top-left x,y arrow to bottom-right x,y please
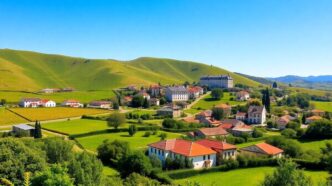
299,139 -> 332,153
76,131 -> 184,151
0,108 -> 28,125
185,93 -> 244,114
41,119 -> 110,135
174,167 -> 329,186
312,101 -> 332,112
9,107 -> 110,121
0,49 -> 260,92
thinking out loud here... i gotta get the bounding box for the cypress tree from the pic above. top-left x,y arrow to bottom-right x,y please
143,98 -> 150,108
34,121 -> 42,139
265,88 -> 271,113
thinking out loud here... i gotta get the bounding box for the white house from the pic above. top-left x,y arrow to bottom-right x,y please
188,86 -> 204,99
247,106 -> 267,124
199,75 -> 233,89
62,100 -> 83,108
19,98 -> 41,108
138,91 -> 151,100
149,85 -> 163,97
148,139 -> 217,169
236,91 -> 250,101
40,99 -> 56,107
240,142 -> 283,159
165,86 -> 189,102
196,139 -> 237,160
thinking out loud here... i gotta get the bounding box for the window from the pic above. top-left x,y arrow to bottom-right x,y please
203,155 -> 206,160
208,155 -> 210,160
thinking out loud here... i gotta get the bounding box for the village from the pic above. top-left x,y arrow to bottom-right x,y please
5,74 -> 332,175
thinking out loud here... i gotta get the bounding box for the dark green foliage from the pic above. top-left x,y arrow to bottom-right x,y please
143,131 -> 151,137
118,151 -> 153,177
149,155 -> 162,169
143,98 -> 150,108
31,164 -> 74,186
272,82 -> 278,89
159,97 -> 167,105
113,101 -> 119,110
108,112 -> 126,130
159,132 -> 167,140
212,107 -> 226,120
128,125 -> 137,136
34,120 -> 42,139
123,173 -> 160,186
260,159 -> 313,186
42,137 -> 74,164
266,136 -> 304,158
281,128 -> 297,139
164,156 -> 193,170
284,94 -> 310,109
262,88 -> 271,112
211,88 -> 223,100
0,99 -> 6,105
131,95 -> 144,108
97,140 -> 130,166
320,143 -> 332,173
286,121 -> 301,130
0,138 -> 46,185
252,128 -> 264,138
162,118 -> 202,130
305,119 -> 332,139
68,151 -> 104,186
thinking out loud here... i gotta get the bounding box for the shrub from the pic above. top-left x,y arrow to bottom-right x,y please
281,128 -> 297,139
143,131 -> 151,137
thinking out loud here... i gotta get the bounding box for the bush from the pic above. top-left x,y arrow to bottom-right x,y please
281,128 -> 297,139
143,131 -> 151,137
305,119 -> 332,139
128,125 -> 137,136
97,140 -> 130,166
266,136 -> 304,158
252,128 -> 264,138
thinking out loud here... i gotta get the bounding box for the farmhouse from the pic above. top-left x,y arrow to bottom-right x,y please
310,109 -> 325,117
231,124 -> 253,136
157,105 -> 182,118
276,115 -> 295,130
165,86 -> 189,102
195,110 -> 212,121
40,99 -> 56,107
188,86 -> 204,99
149,98 -> 160,106
196,139 -> 237,160
240,143 -> 284,158
87,101 -> 112,109
62,100 -> 83,108
306,116 -> 323,124
12,124 -> 35,137
148,139 -> 217,169
138,91 -> 151,100
199,75 -> 233,89
39,88 -> 60,94
193,126 -> 229,138
247,106 -> 267,124
19,98 -> 41,108
236,91 -> 250,101
235,112 -> 247,121
149,84 -> 163,97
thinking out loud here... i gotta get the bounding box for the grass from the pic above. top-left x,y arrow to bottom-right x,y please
41,119 -> 110,135
185,93 -> 244,114
9,107 -> 110,121
311,101 -> 332,112
0,49 -> 260,91
76,131 -> 183,151
0,90 -> 115,104
128,109 -> 157,115
0,108 -> 28,125
299,139 -> 332,153
174,167 -> 329,186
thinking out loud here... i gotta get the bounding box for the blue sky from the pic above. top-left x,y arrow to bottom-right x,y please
1,0 -> 332,77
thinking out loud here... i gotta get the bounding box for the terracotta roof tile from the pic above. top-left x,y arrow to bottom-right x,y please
196,139 -> 237,151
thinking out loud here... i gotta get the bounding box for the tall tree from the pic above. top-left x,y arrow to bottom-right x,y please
34,121 -> 42,139
142,98 -> 150,108
212,107 -> 226,120
108,112 -> 126,130
211,88 -> 223,100
262,88 -> 271,112
128,125 -> 137,137
272,82 -> 278,89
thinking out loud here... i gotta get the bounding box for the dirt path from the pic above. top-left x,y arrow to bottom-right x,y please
185,91 -> 211,110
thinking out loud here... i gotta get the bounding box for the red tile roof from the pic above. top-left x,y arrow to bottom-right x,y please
219,123 -> 233,129
306,116 -> 323,120
149,139 -> 216,157
196,139 -> 237,151
255,143 -> 284,155
198,126 -> 229,136
236,112 -> 247,116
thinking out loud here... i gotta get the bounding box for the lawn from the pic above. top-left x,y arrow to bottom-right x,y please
174,167 -> 329,186
9,107 -> 111,121
311,101 -> 332,112
76,131 -> 184,151
41,119 -> 110,135
299,139 -> 332,153
128,109 -> 157,115
0,90 -> 115,104
0,108 -> 28,125
185,93 -> 244,114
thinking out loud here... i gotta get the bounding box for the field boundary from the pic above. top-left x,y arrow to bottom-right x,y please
5,108 -> 31,121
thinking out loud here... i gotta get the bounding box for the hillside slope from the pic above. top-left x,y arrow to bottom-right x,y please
0,49 -> 260,91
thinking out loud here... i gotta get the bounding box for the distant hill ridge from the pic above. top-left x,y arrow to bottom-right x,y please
0,49 -> 260,91
268,75 -> 332,83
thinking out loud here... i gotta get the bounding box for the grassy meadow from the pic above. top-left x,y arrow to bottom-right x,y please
76,131 -> 183,151
174,167 -> 329,186
311,101 -> 332,112
185,93 -> 244,114
0,108 -> 28,125
299,139 -> 332,153
9,107 -> 110,121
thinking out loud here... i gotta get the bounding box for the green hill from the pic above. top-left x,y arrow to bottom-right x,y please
0,49 -> 260,91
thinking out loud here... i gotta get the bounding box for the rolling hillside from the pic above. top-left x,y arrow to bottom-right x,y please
0,49 -> 260,91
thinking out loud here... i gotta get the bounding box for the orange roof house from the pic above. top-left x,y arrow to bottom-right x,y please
311,109 -> 325,116
194,126 -> 229,138
306,115 -> 323,124
240,142 -> 283,158
196,139 -> 236,151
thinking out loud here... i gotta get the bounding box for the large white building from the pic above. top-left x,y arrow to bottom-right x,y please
247,106 -> 267,124
199,75 -> 234,89
148,139 -> 217,169
165,86 -> 189,102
